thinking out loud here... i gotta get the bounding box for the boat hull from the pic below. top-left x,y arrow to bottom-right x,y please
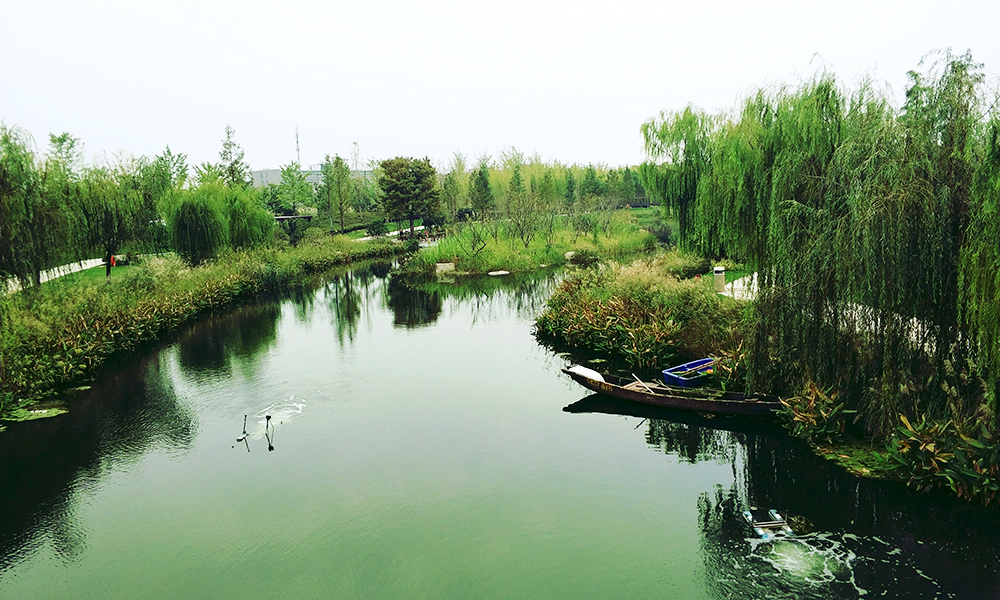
562,367 -> 781,417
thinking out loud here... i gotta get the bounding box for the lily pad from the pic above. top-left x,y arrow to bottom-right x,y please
2,403 -> 70,422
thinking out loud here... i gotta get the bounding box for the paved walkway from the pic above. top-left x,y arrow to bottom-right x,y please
355,225 -> 425,242
4,258 -> 105,294
719,273 -> 758,301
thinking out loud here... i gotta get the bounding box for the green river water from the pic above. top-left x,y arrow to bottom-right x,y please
1,262 -> 998,599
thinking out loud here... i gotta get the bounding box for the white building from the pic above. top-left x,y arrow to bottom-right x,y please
251,168 -> 323,187
251,168 -> 375,188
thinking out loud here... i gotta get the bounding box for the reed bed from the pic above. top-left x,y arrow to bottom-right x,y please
406,212 -> 657,275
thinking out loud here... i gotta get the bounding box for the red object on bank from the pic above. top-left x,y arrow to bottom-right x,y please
111,255 -> 116,267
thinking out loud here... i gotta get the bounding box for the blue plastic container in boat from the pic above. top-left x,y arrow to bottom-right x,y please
662,358 -> 716,387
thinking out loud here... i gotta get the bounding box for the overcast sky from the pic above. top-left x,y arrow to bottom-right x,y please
2,0 -> 998,173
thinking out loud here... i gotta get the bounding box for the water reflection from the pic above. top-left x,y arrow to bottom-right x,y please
0,355 -> 195,574
323,263 -> 389,346
319,266 -> 560,337
386,274 -> 443,328
394,270 -> 560,326
290,287 -> 316,324
177,302 -> 280,381
693,437 -> 1000,599
563,392 -> 1000,597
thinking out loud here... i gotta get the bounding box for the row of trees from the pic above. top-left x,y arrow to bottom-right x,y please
368,151 -> 652,252
262,147 -> 649,239
0,125 -> 276,289
2,121 -> 652,288
640,50 -> 1000,436
439,151 -> 647,221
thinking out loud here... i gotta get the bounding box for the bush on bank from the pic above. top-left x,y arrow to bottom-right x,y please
534,253 -> 741,369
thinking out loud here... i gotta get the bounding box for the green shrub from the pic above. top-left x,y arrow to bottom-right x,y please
366,220 -> 388,237
652,251 -> 710,279
779,381 -> 856,444
535,258 -> 742,368
567,249 -> 599,267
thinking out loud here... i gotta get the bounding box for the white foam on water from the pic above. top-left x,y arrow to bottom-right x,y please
246,395 -> 306,439
737,531 -> 960,599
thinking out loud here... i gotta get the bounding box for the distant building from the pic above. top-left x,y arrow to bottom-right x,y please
251,168 -> 373,188
251,168 -> 322,188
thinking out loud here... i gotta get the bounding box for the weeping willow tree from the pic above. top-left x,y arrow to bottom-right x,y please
225,185 -> 275,250
0,126 -> 74,288
165,184 -> 230,266
960,110 -> 1000,415
643,52 -> 998,436
639,106 -> 715,251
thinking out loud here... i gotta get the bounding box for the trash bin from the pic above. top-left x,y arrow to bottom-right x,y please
713,266 -> 725,293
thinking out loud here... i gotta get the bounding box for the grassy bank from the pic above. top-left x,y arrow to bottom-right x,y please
405,212 -> 658,275
0,232 -> 405,414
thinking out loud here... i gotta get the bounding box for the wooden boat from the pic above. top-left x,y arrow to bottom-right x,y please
561,365 -> 782,417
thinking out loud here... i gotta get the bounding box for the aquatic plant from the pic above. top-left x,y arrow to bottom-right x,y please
888,414 -> 1000,505
779,381 -> 856,444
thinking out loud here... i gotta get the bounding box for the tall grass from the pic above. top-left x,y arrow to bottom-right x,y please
535,253 -> 741,369
406,211 -> 657,275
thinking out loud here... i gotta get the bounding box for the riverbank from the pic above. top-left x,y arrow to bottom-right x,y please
0,233 -> 407,417
534,254 -> 1000,504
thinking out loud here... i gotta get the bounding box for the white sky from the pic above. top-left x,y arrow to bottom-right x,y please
2,0 -> 998,172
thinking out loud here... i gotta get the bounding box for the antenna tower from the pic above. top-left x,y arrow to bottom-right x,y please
295,127 -> 300,165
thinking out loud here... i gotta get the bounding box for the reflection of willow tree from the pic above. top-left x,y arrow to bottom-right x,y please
570,398 -> 1000,596
0,356 -> 195,574
568,399 -> 1000,595
325,272 -> 362,346
386,274 -> 443,328
177,302 -> 280,380
290,287 -> 316,324
645,419 -> 741,464
329,260 -> 393,344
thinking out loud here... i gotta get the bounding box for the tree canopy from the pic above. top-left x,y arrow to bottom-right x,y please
320,154 -> 353,233
377,156 -> 441,233
219,125 -> 250,189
